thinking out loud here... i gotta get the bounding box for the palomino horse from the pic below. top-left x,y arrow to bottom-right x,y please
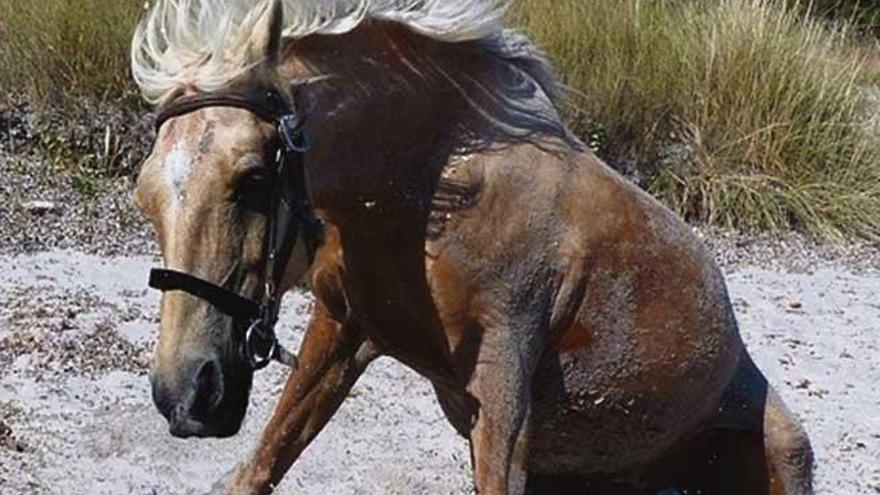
131,0 -> 813,493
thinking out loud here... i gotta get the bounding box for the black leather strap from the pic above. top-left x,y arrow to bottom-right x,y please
155,91 -> 290,131
148,268 -> 260,323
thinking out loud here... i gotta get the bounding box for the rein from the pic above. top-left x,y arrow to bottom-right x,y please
147,88 -> 323,371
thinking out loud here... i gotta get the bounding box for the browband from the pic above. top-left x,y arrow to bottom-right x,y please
155,90 -> 291,131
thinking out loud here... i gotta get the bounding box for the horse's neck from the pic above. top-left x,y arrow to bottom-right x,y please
283,24 -> 569,214
283,26 -> 470,211
278,25 -> 571,375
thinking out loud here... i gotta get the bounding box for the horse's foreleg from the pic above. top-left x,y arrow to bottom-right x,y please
467,322 -> 542,495
225,304 -> 378,495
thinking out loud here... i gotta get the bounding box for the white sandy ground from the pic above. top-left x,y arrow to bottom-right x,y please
0,251 -> 877,494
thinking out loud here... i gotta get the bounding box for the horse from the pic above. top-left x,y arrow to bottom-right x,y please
130,0 -> 814,493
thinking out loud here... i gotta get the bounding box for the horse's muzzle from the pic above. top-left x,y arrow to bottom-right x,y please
150,356 -> 247,438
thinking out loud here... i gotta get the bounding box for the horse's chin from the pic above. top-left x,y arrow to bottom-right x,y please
169,414 -> 245,439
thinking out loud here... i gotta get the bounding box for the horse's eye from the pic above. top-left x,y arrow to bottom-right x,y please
236,169 -> 274,213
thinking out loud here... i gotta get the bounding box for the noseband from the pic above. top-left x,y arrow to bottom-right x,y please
147,88 -> 323,371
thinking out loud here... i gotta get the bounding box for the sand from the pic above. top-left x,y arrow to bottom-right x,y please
0,250 -> 877,494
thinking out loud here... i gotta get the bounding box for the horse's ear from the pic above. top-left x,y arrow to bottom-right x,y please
248,0 -> 284,68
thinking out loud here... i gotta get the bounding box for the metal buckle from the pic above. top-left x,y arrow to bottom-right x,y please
279,114 -> 309,153
244,319 -> 275,371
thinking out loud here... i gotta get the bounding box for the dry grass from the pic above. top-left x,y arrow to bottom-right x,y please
514,0 -> 880,240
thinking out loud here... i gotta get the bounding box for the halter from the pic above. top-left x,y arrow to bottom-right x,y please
147,86 -> 323,371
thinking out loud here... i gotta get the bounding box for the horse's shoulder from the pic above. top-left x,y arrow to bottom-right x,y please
309,223 -> 348,321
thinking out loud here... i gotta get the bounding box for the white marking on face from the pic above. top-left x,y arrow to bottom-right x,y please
164,141 -> 193,205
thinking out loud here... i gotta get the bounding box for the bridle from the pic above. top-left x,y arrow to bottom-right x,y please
146,86 -> 323,371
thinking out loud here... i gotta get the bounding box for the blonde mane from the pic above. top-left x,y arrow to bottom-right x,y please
132,0 -> 570,144
132,0 -> 527,101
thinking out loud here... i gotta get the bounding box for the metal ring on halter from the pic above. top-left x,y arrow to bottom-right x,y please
279,114 -> 310,153
244,319 -> 276,370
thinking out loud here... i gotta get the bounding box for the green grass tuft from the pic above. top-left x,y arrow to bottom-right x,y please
0,0 -> 142,107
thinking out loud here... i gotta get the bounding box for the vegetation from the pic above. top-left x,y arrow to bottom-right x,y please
0,0 -> 150,176
0,0 -> 879,239
809,0 -> 880,36
0,0 -> 142,107
514,0 -> 880,239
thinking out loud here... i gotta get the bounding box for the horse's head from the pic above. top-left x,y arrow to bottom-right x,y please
133,0 -> 306,438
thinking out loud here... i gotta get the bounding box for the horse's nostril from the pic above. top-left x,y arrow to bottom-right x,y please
189,359 -> 224,420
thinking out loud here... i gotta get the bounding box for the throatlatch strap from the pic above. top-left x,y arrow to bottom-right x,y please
148,269 -> 260,322
154,92 -> 288,131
